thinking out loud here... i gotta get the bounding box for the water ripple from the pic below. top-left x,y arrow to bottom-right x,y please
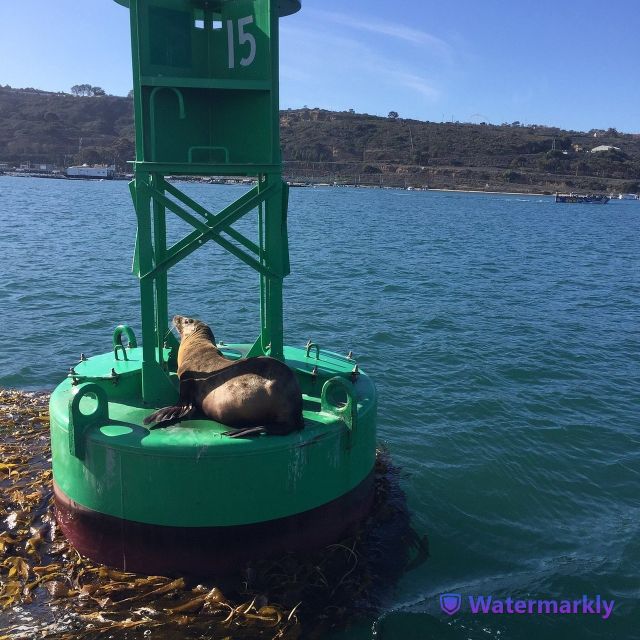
1,179 -> 639,639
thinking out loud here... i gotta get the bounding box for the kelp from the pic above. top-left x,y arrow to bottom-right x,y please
0,389 -> 424,639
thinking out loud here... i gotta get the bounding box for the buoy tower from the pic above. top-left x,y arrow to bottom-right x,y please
49,0 -> 378,575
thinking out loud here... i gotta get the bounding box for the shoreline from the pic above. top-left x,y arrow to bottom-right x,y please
3,172 -> 633,199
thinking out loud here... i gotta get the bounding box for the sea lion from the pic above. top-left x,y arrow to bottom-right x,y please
144,315 -> 304,437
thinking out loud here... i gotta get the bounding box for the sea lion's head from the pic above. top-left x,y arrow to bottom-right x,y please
172,315 -> 215,342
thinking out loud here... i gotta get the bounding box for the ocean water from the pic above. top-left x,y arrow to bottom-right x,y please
1,176 -> 639,639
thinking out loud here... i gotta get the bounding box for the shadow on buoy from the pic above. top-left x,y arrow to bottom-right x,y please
238,447 -> 429,636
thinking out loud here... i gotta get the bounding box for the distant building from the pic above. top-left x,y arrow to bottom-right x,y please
591,145 -> 621,153
572,144 -> 583,152
0,162 -> 9,170
66,164 -> 115,179
34,163 -> 55,172
16,161 -> 55,173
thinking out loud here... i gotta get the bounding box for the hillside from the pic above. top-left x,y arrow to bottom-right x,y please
0,86 -> 134,169
1,86 -> 639,193
281,109 -> 640,193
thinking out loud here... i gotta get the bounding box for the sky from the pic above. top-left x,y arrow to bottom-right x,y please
0,0 -> 638,133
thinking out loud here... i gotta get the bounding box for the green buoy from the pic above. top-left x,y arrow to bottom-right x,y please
50,0 -> 378,576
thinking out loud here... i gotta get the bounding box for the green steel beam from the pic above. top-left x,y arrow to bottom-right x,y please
163,180 -> 262,256
151,173 -> 169,372
132,162 -> 281,176
137,180 -> 279,280
122,0 -> 292,402
133,173 -> 178,404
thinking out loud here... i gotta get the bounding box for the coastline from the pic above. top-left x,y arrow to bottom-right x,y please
3,172 -> 634,200
0,172 -> 549,195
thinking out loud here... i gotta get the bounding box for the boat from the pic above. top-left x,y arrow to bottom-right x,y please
555,193 -> 609,204
619,193 -> 639,200
66,164 -> 115,179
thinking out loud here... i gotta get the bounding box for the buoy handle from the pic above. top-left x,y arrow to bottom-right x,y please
113,325 -> 138,361
321,376 -> 357,448
305,342 -> 320,360
68,383 -> 109,459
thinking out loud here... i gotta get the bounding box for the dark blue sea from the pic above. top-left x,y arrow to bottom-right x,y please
1,176 -> 639,639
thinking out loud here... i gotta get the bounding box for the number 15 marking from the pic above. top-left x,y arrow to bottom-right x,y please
227,16 -> 256,69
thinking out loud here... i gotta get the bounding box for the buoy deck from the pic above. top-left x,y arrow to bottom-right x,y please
50,344 -> 376,529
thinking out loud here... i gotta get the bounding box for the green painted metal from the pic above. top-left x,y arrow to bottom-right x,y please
321,377 -> 358,450
114,0 -> 302,18
48,0 -> 378,540
50,345 -> 376,527
67,383 -> 110,459
116,0 -> 298,404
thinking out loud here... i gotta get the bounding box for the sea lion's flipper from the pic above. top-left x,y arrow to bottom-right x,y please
144,403 -> 195,428
143,377 -> 196,428
223,426 -> 267,438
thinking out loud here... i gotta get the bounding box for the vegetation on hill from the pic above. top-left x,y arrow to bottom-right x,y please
281,108 -> 640,192
0,86 -> 134,169
1,85 -> 639,193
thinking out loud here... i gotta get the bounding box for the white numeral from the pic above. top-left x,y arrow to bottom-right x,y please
227,16 -> 256,69
227,20 -> 235,69
238,16 -> 256,67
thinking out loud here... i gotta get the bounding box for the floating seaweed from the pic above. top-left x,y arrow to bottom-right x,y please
0,389 -> 425,639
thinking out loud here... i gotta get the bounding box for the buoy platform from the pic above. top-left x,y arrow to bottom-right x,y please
50,333 -> 376,575
49,0 -> 378,576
